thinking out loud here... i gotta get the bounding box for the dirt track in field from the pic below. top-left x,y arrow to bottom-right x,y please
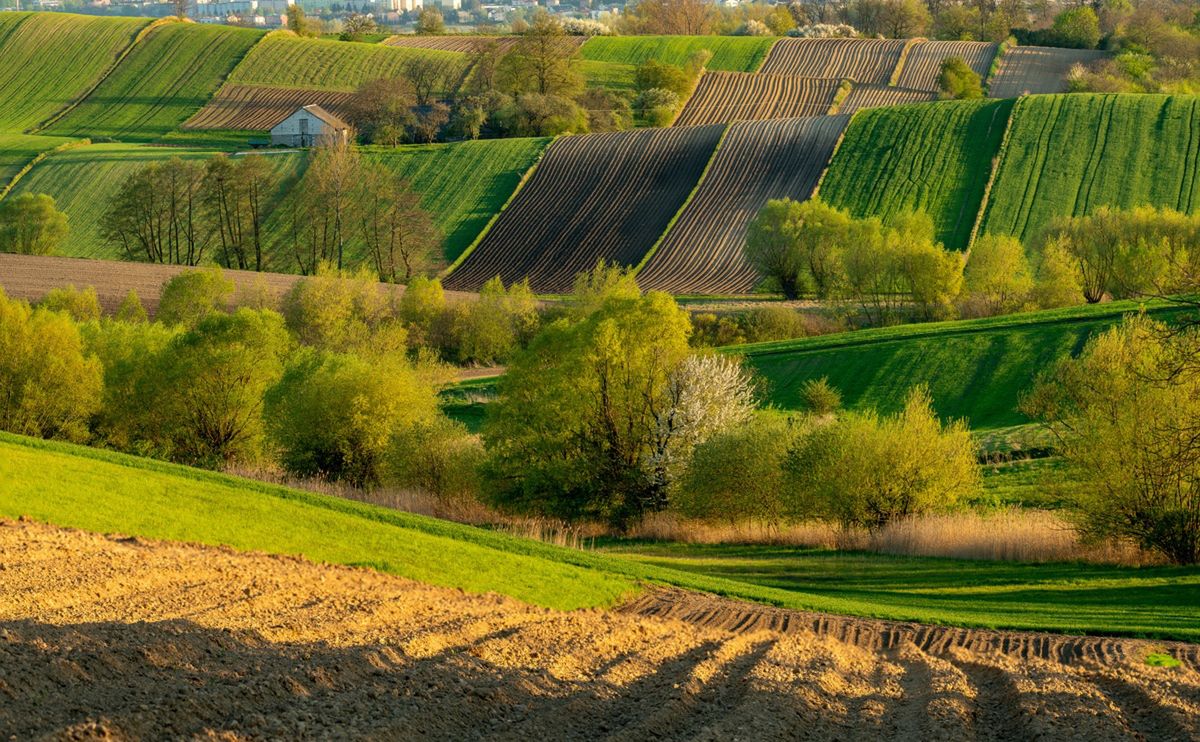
2,520 -> 1198,741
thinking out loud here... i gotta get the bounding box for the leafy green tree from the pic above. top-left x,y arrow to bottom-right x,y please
39,285 -> 101,322
1022,315 -> 1200,564
961,234 -> 1033,316
744,199 -> 810,300
786,386 -> 979,529
633,88 -> 680,127
281,263 -> 406,354
398,275 -> 447,349
116,289 -> 149,323
0,289 -> 102,442
498,12 -> 583,97
0,193 -> 68,256
416,5 -> 445,34
448,277 -> 540,365
265,350 -> 440,486
384,417 -> 482,501
157,268 -> 234,328
345,77 -> 417,147
1053,6 -> 1101,49
938,56 -> 984,99
81,318 -> 177,452
635,59 -> 692,98
744,199 -> 857,300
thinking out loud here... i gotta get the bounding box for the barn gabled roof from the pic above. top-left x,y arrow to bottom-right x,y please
298,104 -> 350,130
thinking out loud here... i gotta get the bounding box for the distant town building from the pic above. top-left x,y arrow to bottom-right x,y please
270,105 -> 350,148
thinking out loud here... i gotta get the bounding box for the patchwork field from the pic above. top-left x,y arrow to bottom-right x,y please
674,73 -> 841,126
43,22 -> 264,142
444,125 -> 724,293
226,32 -> 469,93
895,40 -> 997,92
182,84 -> 355,131
759,38 -> 906,83
988,46 -> 1110,97
819,98 -> 1014,249
981,93 -> 1200,242
639,116 -> 849,295
579,35 -> 778,72
0,12 -> 148,133
738,300 -> 1183,428
0,134 -> 78,194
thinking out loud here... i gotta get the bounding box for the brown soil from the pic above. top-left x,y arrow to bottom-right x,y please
2,519 -> 1198,741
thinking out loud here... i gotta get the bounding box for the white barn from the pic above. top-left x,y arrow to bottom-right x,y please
270,105 -> 350,147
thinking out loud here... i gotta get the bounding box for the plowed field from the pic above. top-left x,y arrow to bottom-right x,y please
759,38 -> 906,83
3,519 -> 1196,741
896,40 -> 997,92
443,125 -> 724,293
638,116 -> 849,295
674,73 -> 842,126
838,84 -> 936,114
988,46 -> 1109,97
182,84 -> 356,130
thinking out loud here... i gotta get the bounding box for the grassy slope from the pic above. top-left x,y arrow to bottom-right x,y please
737,300 -> 1185,429
819,99 -> 1013,249
982,94 -> 1200,242
9,144 -> 304,259
580,35 -> 777,72
0,134 -> 77,190
361,138 -> 549,263
226,32 -> 468,92
44,22 -> 264,142
0,12 -> 148,133
3,432 -> 1198,639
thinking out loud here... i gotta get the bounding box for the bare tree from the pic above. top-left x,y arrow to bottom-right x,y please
628,0 -> 714,35
201,154 -> 278,272
498,12 -> 583,97
173,0 -> 192,19
356,164 -> 442,282
404,57 -> 448,107
102,158 -> 207,266
288,134 -> 361,273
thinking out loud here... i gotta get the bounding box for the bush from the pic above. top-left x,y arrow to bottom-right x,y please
938,56 -> 984,99
0,193 -> 68,256
799,376 -> 841,415
384,417 -> 482,500
634,88 -> 680,127
448,277 -> 539,366
634,59 -> 693,99
39,285 -> 101,322
960,234 -> 1033,317
0,288 -> 101,442
81,317 -> 177,452
785,387 -> 980,529
1053,6 -> 1101,49
281,264 -> 406,355
115,289 -> 149,323
157,268 -> 233,328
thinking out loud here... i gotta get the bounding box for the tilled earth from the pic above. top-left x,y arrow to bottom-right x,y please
1,519 -> 1197,741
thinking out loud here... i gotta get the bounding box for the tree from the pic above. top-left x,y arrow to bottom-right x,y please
287,4 -> 318,36
405,57 -> 448,107
281,263 -> 405,355
172,0 -> 192,19
849,0 -> 929,37
961,234 -> 1033,316
634,60 -> 692,99
345,77 -> 417,146
465,40 -> 504,94
633,88 -> 679,127
629,0 -> 714,34
498,13 -> 583,97
157,268 -> 233,329
786,386 -> 980,529
1053,6 -> 1101,49
744,199 -> 809,300
577,88 -> 632,132
448,276 -> 538,365
39,285 -> 101,322
265,350 -> 441,486
356,163 -> 441,283
743,199 -> 856,300
288,135 -> 361,273
938,56 -> 984,98
116,289 -> 149,323
416,5 -> 445,34
482,274 -> 753,528
398,275 -> 447,349
1022,316 -> 1200,564
890,212 -> 963,321
0,193 -> 68,256
500,93 -> 588,136
411,101 -> 450,142
0,289 -> 102,442
101,157 -> 207,266
201,154 -> 278,271
340,12 -> 377,41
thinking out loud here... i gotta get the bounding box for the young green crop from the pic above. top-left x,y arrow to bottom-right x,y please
45,22 -> 264,142
0,134 -> 77,192
0,12 -> 148,133
579,35 -> 778,72
982,94 -> 1200,242
819,98 -> 1013,249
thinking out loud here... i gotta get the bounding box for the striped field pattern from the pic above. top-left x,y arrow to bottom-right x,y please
638,116 -> 850,295
988,46 -> 1109,97
384,34 -> 583,56
183,85 -> 356,130
895,40 -> 998,92
444,125 -> 724,293
675,73 -> 842,126
759,38 -> 906,83
838,85 -> 936,114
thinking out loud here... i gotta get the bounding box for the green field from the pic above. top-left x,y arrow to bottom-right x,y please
982,94 -> 1200,242
4,431 -> 1199,639
361,138 -> 549,262
578,59 -> 638,91
9,143 -> 304,259
580,35 -> 778,72
44,22 -> 263,142
0,134 -> 77,192
819,99 -> 1013,249
0,12 -> 148,132
226,32 -> 468,92
737,300 -> 1182,429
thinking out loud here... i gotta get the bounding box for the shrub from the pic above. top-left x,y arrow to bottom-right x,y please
157,268 -> 233,328
960,235 -> 1033,317
741,306 -> 812,343
0,193 -> 68,256
384,417 -> 482,500
799,376 -> 841,415
39,285 -> 101,322
1053,6 -> 1101,49
785,386 -> 980,529
281,263 -> 405,355
81,317 -> 177,452
938,56 -> 984,99
0,288 -> 101,442
634,88 -> 680,127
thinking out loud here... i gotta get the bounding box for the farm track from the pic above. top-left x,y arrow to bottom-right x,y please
0,254 -> 476,314
1,519 -> 1196,741
838,84 -> 936,114
895,40 -> 997,92
444,125 -> 723,293
759,38 -> 907,84
674,73 -> 842,126
639,116 -> 848,294
182,84 -> 356,130
988,46 -> 1109,97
